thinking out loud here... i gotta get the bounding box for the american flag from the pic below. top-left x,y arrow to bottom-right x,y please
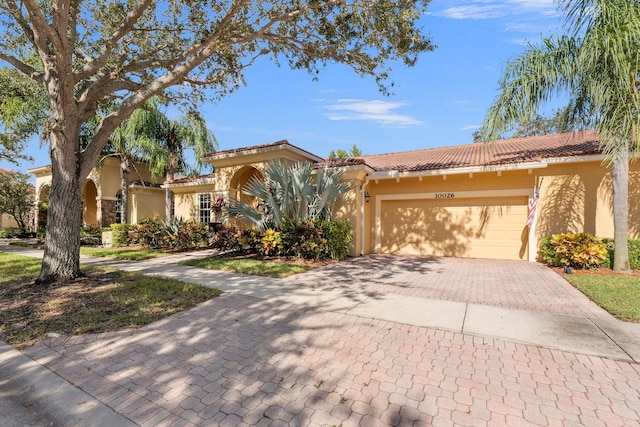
526,192 -> 538,228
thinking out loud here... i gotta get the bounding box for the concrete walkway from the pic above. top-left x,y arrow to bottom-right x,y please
2,243 -> 640,426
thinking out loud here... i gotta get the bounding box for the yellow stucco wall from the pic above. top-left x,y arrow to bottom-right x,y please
352,159 -> 640,259
130,187 -> 165,222
0,213 -> 18,230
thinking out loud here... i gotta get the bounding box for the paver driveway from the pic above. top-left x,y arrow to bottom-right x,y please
22,256 -> 640,426
282,255 -> 612,320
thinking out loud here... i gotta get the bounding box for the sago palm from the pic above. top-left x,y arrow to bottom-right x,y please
481,0 -> 640,272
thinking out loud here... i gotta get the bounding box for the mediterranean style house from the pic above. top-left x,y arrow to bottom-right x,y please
29,156 -> 165,228
29,131 -> 640,261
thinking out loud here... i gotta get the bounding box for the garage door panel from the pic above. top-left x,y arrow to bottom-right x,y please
380,196 -> 528,260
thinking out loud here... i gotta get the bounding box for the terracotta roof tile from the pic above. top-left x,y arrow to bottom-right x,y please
165,173 -> 215,185
203,140 -> 289,158
315,158 -> 368,168
358,131 -> 600,172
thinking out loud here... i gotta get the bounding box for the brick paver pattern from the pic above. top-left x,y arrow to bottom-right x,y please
25,292 -> 640,426
283,255 -> 612,320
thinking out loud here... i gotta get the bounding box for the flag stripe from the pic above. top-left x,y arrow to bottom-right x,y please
526,195 -> 538,227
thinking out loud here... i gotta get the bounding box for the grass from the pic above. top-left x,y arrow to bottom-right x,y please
564,273 -> 640,322
80,246 -> 168,260
0,252 -> 221,349
181,256 -> 315,278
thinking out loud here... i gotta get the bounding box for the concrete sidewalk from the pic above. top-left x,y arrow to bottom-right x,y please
76,249 -> 640,364
2,242 -> 640,426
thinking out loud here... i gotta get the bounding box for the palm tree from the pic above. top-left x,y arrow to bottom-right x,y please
481,0 -> 640,272
126,98 -> 217,221
229,160 -> 353,231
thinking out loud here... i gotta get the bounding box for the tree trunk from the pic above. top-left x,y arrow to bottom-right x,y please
37,129 -> 83,284
612,148 -> 630,272
166,127 -> 178,221
165,171 -> 174,221
120,155 -> 131,224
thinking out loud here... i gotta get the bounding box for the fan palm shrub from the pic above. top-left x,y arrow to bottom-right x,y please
228,160 -> 353,231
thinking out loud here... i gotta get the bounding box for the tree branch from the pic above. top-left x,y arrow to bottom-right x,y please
22,0 -> 63,53
74,0 -> 154,83
0,52 -> 44,84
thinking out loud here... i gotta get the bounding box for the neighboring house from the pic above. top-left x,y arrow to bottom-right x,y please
0,212 -> 19,231
28,131 -> 640,262
165,131 -> 640,262
28,156 -> 165,229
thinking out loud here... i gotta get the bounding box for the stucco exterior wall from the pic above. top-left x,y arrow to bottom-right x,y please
358,159 -> 640,259
0,213 -> 18,230
130,187 -> 166,222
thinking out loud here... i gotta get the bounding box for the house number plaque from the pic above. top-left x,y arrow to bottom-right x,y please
435,193 -> 455,199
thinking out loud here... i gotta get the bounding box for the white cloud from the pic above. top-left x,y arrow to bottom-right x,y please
434,0 -> 558,20
462,124 -> 481,130
323,99 -> 423,127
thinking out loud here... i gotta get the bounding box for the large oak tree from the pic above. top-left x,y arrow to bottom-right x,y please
0,0 -> 434,283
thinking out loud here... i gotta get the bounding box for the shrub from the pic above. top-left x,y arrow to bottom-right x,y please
261,228 -> 282,256
541,232 -> 607,269
602,238 -> 640,270
0,228 -> 34,238
320,219 -> 353,261
211,225 -> 260,253
279,219 -> 325,260
110,223 -> 131,247
80,226 -> 102,246
129,218 -> 164,248
162,218 -> 209,251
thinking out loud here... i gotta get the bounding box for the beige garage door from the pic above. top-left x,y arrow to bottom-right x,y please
380,196 -> 529,260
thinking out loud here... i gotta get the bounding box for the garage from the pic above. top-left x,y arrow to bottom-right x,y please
379,196 -> 529,260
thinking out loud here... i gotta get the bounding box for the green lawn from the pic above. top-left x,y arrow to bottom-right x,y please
80,246 -> 168,260
564,273 -> 640,322
0,252 -> 220,348
181,256 -> 315,278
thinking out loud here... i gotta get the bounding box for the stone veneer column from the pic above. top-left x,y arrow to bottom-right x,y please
98,197 -> 117,227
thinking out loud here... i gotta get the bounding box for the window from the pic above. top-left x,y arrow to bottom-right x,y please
198,193 -> 212,223
115,192 -> 123,224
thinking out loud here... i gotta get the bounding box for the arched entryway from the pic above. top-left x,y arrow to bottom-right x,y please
229,166 -> 264,205
82,179 -> 98,227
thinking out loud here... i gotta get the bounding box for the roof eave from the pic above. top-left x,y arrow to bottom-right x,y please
369,161 -> 549,180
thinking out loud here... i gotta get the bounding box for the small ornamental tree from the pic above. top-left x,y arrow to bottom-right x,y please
0,170 -> 35,233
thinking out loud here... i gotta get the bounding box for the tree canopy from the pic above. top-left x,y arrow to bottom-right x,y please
473,108 -> 580,142
0,169 -> 35,232
0,67 -> 48,164
328,143 -> 364,158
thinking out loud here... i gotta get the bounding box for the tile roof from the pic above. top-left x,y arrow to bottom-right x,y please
164,173 -> 216,185
354,131 -> 601,172
203,140 -> 290,158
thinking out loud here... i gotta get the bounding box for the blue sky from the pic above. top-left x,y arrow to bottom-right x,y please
3,0 -> 565,176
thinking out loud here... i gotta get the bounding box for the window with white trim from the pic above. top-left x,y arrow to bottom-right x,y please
115,192 -> 123,224
198,193 -> 212,223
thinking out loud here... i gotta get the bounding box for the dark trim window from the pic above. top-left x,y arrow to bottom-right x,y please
198,193 -> 211,223
115,192 -> 123,223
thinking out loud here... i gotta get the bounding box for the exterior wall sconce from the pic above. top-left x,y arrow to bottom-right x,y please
364,192 -> 371,203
